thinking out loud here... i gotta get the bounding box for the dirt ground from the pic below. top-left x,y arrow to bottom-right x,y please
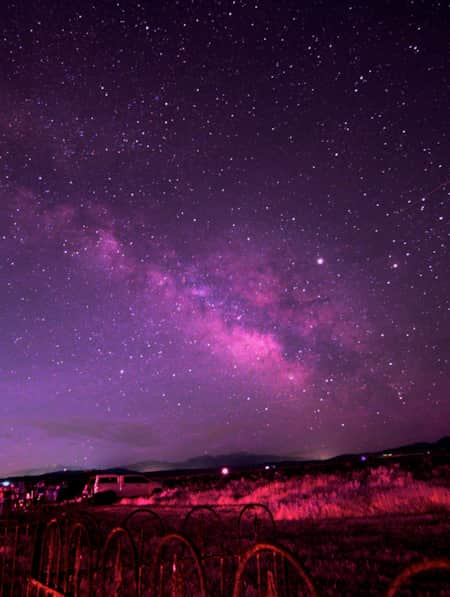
71,503 -> 450,595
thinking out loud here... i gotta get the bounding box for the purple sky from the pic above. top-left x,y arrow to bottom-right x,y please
0,2 -> 448,475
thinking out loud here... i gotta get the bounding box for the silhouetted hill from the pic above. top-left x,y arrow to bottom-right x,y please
437,436 -> 450,449
180,452 -> 292,469
3,437 -> 448,480
384,436 -> 450,455
126,451 -> 293,473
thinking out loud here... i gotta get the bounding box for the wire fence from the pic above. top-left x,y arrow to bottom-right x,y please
0,504 -> 449,596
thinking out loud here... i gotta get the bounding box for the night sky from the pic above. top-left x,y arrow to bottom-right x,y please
1,1 -> 448,476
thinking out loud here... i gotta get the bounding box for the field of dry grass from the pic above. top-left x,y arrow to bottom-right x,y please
118,459 -> 450,594
1,458 -> 449,595
123,461 -> 450,520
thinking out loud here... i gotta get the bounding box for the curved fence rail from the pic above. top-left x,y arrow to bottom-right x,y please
0,506 -> 448,596
237,503 -> 276,554
100,526 -> 139,597
232,542 -> 318,597
151,533 -> 207,597
386,558 -> 450,597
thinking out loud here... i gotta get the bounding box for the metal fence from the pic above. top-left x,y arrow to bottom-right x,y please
1,504 -> 449,596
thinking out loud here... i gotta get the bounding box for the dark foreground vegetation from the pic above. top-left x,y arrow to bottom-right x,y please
1,449 -> 449,595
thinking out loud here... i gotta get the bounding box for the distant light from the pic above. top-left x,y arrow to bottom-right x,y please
2,481 -> 10,487
265,465 -> 270,470
221,467 -> 230,476
360,455 -> 367,462
316,257 -> 324,265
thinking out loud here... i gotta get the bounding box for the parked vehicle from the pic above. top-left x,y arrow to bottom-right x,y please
82,474 -> 160,499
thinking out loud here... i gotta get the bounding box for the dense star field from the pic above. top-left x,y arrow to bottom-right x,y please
0,2 -> 448,475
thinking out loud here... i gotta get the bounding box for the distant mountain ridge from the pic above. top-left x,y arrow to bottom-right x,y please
131,437 -> 450,472
3,437 -> 449,479
385,436 -> 450,454
123,451 -> 291,473
127,439 -> 450,473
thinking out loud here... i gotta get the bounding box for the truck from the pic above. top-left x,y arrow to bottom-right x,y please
82,473 -> 161,499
